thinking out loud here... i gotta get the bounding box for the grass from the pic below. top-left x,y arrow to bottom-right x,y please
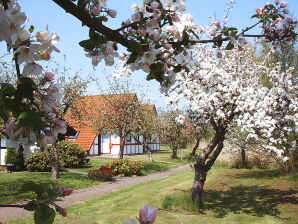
9,166 -> 298,224
70,145 -> 192,174
0,172 -> 101,204
0,146 -> 192,204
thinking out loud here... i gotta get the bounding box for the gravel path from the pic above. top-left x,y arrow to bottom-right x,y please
0,164 -> 190,223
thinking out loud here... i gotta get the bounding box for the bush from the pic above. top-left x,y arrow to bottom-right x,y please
109,158 -> 144,176
25,152 -> 51,172
88,166 -> 114,181
55,141 -> 87,168
5,148 -> 26,171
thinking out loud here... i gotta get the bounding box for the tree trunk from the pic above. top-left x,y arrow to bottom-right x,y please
191,124 -> 226,206
119,136 -> 125,159
191,138 -> 200,155
171,146 -> 178,159
240,147 -> 247,168
42,146 -> 60,179
191,155 -> 206,207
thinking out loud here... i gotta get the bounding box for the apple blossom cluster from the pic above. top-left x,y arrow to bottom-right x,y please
84,0 -> 117,20
122,204 -> 157,224
80,0 -> 296,86
166,44 -> 297,160
254,1 -> 296,46
0,0 -> 66,151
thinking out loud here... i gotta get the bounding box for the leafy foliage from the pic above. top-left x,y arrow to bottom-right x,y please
55,141 -> 87,168
5,147 -> 26,171
88,166 -> 114,181
26,152 -> 51,172
109,158 -> 144,176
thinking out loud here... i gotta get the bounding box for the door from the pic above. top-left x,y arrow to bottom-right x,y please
101,135 -> 110,154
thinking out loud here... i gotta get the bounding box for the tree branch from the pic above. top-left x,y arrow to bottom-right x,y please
51,0 -> 133,48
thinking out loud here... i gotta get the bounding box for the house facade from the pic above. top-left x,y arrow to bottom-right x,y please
64,94 -> 160,156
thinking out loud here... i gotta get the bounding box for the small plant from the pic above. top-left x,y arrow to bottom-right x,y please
122,204 -> 158,224
88,166 -> 115,181
5,147 -> 26,171
109,158 -> 144,176
0,183 -> 73,224
55,141 -> 87,168
25,152 -> 51,172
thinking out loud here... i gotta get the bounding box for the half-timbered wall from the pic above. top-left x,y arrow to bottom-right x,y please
0,138 -> 7,166
89,134 -> 159,156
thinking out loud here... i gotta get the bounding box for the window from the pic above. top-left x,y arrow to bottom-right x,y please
68,131 -> 80,140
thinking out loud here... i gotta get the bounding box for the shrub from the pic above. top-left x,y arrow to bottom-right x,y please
55,141 -> 87,168
109,158 -> 144,176
25,152 -> 51,172
5,148 -> 25,171
88,166 -> 114,181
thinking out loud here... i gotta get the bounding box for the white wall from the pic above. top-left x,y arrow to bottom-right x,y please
0,149 -> 7,165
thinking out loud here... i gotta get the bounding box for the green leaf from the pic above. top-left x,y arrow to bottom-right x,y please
24,200 -> 38,211
22,183 -> 45,196
34,204 -> 56,224
15,77 -> 35,101
251,14 -> 259,19
79,39 -> 97,51
16,111 -> 42,129
1,83 -> 16,96
126,52 -> 138,64
225,41 -> 234,50
28,25 -> 34,33
127,40 -> 142,52
146,72 -> 156,81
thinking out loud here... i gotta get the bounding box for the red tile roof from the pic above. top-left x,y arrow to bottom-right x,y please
64,94 -> 154,151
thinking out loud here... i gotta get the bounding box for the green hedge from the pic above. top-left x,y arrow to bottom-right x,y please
56,141 -> 87,168
109,158 -> 144,176
5,148 -> 25,171
26,141 -> 87,172
25,152 -> 51,172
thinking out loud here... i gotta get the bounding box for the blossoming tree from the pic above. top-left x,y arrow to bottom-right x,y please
0,0 -> 297,218
166,44 -> 297,204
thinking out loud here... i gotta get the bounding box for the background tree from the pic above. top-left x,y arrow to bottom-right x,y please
130,104 -> 159,162
158,109 -> 189,159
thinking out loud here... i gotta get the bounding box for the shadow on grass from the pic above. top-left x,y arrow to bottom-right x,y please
162,185 -> 297,219
234,169 -> 298,182
142,162 -> 175,175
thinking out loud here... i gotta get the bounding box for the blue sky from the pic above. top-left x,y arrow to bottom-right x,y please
1,0 -> 297,108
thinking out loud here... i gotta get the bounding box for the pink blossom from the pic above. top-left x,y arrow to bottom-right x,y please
107,10 -> 117,18
22,63 -> 43,76
63,187 -> 73,196
280,1 -> 288,8
42,71 -> 55,83
131,12 -> 141,22
139,204 -> 157,224
61,209 -> 67,217
47,112 -> 56,119
150,1 -> 159,10
275,0 -> 280,4
39,135 -> 55,147
92,6 -> 100,16
283,9 -> 289,14
265,2 -> 270,6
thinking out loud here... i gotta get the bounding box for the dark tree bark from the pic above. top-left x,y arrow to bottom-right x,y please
42,146 -> 60,179
191,123 -> 226,206
135,137 -> 153,162
119,135 -> 125,159
240,147 -> 248,168
171,146 -> 178,159
191,138 -> 201,156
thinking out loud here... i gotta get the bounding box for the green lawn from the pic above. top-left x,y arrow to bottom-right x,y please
9,166 -> 298,224
70,146 -> 192,173
0,146 -> 191,204
0,172 -> 102,204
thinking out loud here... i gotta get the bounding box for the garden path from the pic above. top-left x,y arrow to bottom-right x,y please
0,164 -> 190,222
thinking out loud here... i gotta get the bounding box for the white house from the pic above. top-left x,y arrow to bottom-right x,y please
64,94 -> 160,156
